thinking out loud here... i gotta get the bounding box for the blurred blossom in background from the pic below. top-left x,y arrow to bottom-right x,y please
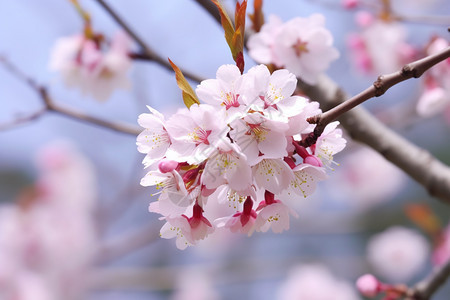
0,0 -> 450,299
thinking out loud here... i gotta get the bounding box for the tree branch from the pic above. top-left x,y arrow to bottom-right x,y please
302,46 -> 450,147
298,72 -> 450,203
406,259 -> 450,300
183,4 -> 450,202
0,57 -> 141,136
95,0 -> 204,83
129,52 -> 205,83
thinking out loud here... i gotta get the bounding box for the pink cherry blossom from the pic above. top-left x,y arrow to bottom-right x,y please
252,158 -> 294,194
247,15 -> 284,66
347,18 -> 416,75
137,106 -> 171,167
416,38 -> 450,118
283,163 -> 328,199
314,121 -> 347,169
202,140 -> 252,192
137,64 -> 347,249
160,204 -> 215,250
143,169 -> 195,215
328,146 -> 405,207
49,31 -> 132,101
254,191 -> 298,234
165,104 -> 229,164
277,265 -> 360,300
216,196 -> 257,236
196,64 -> 249,121
248,14 -> 339,84
230,112 -> 289,165
367,226 -> 430,282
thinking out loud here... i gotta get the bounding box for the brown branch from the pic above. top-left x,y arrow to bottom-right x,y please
394,14 -> 450,26
0,57 -> 140,136
406,259 -> 450,300
301,46 -> 450,147
95,222 -> 159,265
194,0 -> 222,25
95,0 -> 204,83
298,72 -> 450,203
129,52 -> 205,83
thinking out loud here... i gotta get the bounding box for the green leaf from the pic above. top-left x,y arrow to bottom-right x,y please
168,58 -> 200,109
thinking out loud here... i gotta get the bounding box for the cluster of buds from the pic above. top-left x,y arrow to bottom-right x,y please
137,64 -> 346,249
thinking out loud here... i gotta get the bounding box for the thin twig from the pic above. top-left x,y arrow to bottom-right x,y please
129,52 -> 205,83
406,259 -> 450,300
298,72 -> 450,203
0,108 -> 47,131
0,57 -> 141,136
95,221 -> 159,265
394,14 -> 450,26
301,46 -> 450,148
95,0 -> 204,83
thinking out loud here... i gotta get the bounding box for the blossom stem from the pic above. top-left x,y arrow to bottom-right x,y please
405,258 -> 450,300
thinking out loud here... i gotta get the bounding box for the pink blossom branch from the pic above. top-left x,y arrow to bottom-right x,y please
297,76 -> 450,203
95,0 -> 204,83
301,46 -> 450,148
406,259 -> 450,300
0,57 -> 140,135
197,2 -> 450,202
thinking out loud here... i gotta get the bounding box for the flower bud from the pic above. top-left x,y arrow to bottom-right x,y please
356,274 -> 380,298
342,0 -> 358,9
304,155 -> 322,167
158,159 -> 178,173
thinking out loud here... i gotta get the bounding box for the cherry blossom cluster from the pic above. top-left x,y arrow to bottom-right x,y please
247,14 -> 339,85
137,64 -> 346,250
49,31 -> 132,101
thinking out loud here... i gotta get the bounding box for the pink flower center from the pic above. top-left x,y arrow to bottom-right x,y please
189,127 -> 212,145
222,92 -> 240,110
293,39 -> 309,57
186,203 -> 212,228
247,123 -> 268,142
